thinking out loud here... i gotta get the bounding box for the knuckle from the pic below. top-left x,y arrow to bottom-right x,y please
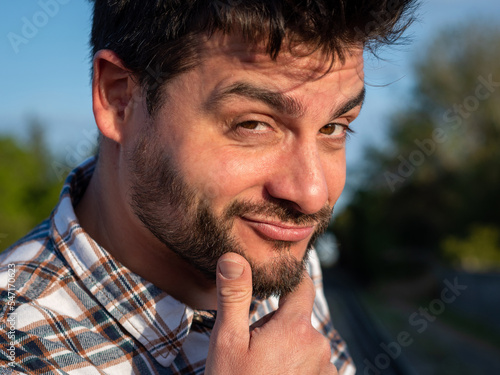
218,284 -> 252,304
294,316 -> 312,337
301,327 -> 332,363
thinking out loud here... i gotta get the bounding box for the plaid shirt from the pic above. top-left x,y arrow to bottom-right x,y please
0,157 -> 355,375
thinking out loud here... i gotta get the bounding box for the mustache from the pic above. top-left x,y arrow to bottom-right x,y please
223,199 -> 333,227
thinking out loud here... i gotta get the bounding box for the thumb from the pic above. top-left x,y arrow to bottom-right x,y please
212,252 -> 253,346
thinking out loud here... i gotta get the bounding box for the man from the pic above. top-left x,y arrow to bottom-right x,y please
0,1 -> 416,374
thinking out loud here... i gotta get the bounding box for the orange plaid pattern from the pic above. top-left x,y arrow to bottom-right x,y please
0,157 -> 355,374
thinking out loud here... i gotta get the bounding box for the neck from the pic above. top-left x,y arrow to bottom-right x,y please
75,151 -> 218,310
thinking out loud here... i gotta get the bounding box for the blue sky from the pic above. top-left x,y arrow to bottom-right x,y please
1,0 -> 499,209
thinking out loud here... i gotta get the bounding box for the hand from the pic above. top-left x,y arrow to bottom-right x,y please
206,252 -> 338,375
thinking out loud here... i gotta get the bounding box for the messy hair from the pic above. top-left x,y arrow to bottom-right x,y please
90,0 -> 418,114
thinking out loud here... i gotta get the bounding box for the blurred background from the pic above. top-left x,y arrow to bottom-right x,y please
1,1 -> 499,374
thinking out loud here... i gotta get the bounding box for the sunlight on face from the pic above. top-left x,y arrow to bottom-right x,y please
127,34 -> 365,297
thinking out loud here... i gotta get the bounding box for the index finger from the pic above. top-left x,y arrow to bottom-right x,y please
276,272 -> 316,321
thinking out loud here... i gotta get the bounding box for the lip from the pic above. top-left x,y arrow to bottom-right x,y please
240,216 -> 315,242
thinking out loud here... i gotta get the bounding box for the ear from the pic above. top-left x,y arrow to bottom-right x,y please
92,49 -> 141,144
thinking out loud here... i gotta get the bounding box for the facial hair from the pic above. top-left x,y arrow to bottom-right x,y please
128,130 -> 332,299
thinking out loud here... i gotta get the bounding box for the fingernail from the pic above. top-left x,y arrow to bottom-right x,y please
218,259 -> 244,280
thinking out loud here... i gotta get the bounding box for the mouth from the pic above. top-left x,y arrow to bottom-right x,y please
240,216 -> 315,242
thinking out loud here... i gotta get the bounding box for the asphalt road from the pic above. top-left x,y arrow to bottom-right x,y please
323,268 -> 500,375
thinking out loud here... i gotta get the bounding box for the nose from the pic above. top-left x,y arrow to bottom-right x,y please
264,141 -> 330,215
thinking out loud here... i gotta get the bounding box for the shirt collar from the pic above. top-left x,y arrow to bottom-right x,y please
50,156 -> 195,367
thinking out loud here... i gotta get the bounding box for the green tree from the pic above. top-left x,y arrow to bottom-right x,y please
0,121 -> 63,250
334,22 -> 500,280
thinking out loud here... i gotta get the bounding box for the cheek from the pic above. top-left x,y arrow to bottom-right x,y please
182,147 -> 269,204
324,154 -> 346,204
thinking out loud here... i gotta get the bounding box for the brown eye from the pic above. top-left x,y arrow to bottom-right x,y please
319,123 -> 346,136
237,121 -> 267,130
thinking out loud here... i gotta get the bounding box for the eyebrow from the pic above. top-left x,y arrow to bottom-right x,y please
206,82 -> 366,120
207,82 -> 303,117
330,86 -> 366,120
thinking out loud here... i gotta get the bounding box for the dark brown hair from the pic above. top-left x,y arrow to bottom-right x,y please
90,0 -> 418,114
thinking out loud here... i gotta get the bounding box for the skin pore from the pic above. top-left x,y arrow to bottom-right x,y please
76,33 -> 365,310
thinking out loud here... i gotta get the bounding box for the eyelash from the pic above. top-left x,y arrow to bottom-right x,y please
319,123 -> 355,139
235,120 -> 269,131
344,127 -> 356,142
233,120 -> 355,142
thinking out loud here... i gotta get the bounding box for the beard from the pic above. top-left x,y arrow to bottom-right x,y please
128,130 -> 332,299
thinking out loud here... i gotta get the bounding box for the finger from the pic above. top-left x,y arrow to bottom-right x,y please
323,363 -> 339,375
212,252 -> 253,347
276,272 -> 316,321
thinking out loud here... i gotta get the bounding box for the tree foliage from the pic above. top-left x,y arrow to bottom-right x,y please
334,22 -> 500,280
0,121 -> 63,250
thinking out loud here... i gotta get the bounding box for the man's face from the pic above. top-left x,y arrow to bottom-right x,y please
127,34 -> 365,298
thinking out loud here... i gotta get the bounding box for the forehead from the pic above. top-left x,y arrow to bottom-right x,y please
196,33 -> 365,84
158,32 -> 365,120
